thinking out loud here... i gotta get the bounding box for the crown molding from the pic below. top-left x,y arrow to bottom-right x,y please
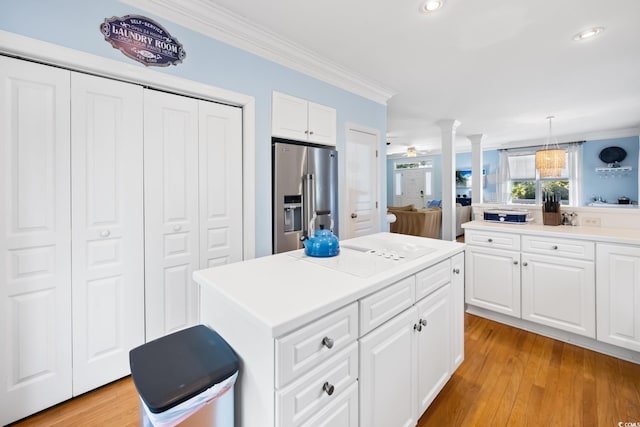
119,0 -> 396,104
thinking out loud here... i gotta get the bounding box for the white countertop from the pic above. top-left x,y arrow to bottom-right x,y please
462,220 -> 640,245
193,232 -> 464,337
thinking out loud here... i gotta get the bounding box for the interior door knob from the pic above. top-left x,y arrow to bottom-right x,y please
351,213 -> 358,218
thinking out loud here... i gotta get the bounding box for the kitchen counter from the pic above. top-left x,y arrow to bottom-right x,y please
462,220 -> 640,245
193,232 -> 465,427
193,232 -> 464,337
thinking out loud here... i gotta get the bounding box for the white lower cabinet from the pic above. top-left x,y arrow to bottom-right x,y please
360,260 -> 456,427
465,245 -> 521,317
521,253 -> 595,337
415,284 -> 451,415
596,243 -> 640,352
359,306 -> 417,427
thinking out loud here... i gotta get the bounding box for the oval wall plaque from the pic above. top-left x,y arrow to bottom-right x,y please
100,15 -> 186,67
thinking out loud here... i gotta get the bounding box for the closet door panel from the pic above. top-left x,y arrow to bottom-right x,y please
144,90 -> 199,341
0,57 -> 72,426
199,101 -> 243,268
71,72 -> 144,395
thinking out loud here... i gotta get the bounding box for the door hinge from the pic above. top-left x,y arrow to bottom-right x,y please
376,150 -> 379,158
376,201 -> 378,208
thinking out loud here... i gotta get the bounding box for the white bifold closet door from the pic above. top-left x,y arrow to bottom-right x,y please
144,90 -> 200,341
0,57 -> 72,426
70,72 -> 145,395
144,90 -> 243,341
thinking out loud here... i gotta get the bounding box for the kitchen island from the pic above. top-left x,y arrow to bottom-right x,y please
193,232 -> 465,427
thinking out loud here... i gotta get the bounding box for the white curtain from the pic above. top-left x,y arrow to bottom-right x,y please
497,149 -> 512,203
567,142 -> 583,206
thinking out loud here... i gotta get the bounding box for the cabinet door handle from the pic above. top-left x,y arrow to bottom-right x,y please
304,130 -> 309,134
309,131 -> 314,135
523,262 -> 528,266
414,323 -> 422,332
453,268 -> 460,274
322,336 -> 334,349
351,213 -> 358,218
323,382 -> 335,396
552,245 -> 558,250
487,238 -> 493,243
420,319 -> 427,327
100,229 -> 111,238
513,260 -> 518,265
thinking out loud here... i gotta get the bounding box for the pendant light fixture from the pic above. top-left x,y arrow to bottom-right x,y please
406,146 -> 417,157
535,116 -> 566,178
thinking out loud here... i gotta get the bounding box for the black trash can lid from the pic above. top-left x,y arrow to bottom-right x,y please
129,325 -> 239,413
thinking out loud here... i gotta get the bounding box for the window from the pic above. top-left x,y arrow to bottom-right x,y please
499,144 -> 581,206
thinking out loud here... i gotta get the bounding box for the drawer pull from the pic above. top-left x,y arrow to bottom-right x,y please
453,268 -> 460,274
323,382 -> 335,396
487,238 -> 493,243
414,323 -> 422,332
100,229 -> 111,238
552,245 -> 559,250
523,262 -> 528,266
322,337 -> 334,349
513,260 -> 519,265
420,319 -> 427,327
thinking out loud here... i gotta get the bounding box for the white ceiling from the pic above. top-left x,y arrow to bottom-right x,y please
137,0 -> 640,154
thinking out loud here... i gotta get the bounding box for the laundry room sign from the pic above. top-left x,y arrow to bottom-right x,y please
100,15 -> 186,67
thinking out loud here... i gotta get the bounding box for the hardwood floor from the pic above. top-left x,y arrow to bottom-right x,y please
11,314 -> 640,426
418,314 -> 640,426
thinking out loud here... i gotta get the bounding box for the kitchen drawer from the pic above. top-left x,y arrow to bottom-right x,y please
301,381 -> 358,427
276,342 -> 358,427
415,259 -> 451,302
276,303 -> 358,388
465,229 -> 520,251
359,275 -> 415,336
522,235 -> 594,260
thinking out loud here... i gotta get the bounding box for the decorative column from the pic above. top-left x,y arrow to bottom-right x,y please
468,134 -> 485,205
437,119 -> 461,241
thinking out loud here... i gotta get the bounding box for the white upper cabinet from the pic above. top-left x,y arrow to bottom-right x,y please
71,72 -> 145,394
272,91 -> 336,145
0,56 -> 72,426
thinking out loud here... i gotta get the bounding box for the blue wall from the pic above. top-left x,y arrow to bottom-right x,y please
386,150 -> 499,206
582,136 -> 639,205
1,0 -> 386,257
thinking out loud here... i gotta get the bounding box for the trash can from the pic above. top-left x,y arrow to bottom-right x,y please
129,325 -> 239,427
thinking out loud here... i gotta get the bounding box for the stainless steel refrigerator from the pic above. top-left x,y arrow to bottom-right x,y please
272,140 -> 339,254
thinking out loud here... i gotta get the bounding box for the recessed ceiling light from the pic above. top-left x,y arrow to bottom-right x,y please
420,0 -> 444,13
573,27 -> 605,41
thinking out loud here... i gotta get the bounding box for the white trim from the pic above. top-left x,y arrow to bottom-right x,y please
119,0 -> 396,105
0,30 -> 256,260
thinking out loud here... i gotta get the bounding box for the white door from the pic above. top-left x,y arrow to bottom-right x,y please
0,57 -> 72,425
70,72 -> 145,394
521,253 -> 595,338
415,284 -> 451,415
596,243 -> 640,352
344,126 -> 379,239
465,246 -> 521,317
198,100 -> 243,268
394,169 -> 427,208
144,90 -> 200,341
359,307 -> 417,427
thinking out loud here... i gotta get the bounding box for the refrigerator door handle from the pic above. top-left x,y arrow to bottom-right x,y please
303,173 -> 315,238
